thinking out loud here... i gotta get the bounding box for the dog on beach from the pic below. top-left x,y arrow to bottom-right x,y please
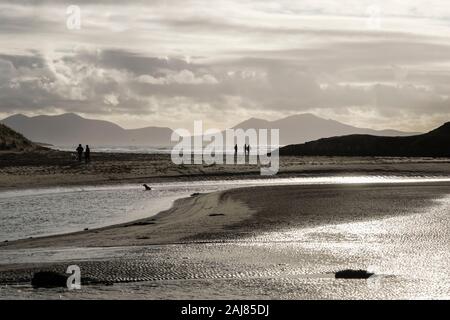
143,184 -> 152,191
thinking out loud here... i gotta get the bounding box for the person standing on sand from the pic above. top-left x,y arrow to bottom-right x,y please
76,144 -> 83,162
85,145 -> 91,163
234,144 -> 238,155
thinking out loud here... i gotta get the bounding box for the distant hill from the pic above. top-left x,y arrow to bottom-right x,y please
279,122 -> 450,157
233,113 -> 418,145
1,113 -> 174,147
1,112 -> 419,148
0,123 -> 43,151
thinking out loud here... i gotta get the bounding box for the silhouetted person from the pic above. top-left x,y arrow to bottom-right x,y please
234,144 -> 238,155
76,144 -> 83,162
143,184 -> 152,191
246,144 -> 250,155
244,144 -> 247,155
84,145 -> 91,163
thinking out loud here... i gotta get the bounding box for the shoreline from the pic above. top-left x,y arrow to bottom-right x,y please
1,180 -> 449,299
2,180 -> 450,251
1,151 -> 450,191
0,189 -> 251,250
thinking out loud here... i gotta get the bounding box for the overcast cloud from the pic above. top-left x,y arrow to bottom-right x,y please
0,0 -> 450,131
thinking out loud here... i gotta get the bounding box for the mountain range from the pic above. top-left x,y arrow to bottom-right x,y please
0,113 -> 173,146
0,113 -> 419,147
232,113 -> 418,145
279,122 -> 450,157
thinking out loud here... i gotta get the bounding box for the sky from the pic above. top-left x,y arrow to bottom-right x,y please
0,0 -> 450,132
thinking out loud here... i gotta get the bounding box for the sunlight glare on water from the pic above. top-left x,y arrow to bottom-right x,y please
0,177 -> 449,299
1,175 -> 450,242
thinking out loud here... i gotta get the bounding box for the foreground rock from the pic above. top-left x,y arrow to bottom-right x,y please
335,269 -> 374,279
31,271 -> 68,288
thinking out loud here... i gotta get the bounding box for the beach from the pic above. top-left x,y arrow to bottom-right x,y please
2,0 -> 450,304
1,150 -> 450,190
0,175 -> 450,299
2,181 -> 449,249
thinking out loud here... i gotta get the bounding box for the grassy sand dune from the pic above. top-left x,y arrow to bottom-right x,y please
0,124 -> 44,152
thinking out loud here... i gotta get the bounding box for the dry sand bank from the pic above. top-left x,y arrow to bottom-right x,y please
2,181 -> 449,250
0,190 -> 252,249
1,151 -> 450,190
1,181 -> 449,299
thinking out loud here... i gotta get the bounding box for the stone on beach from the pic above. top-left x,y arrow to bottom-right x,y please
335,269 -> 374,279
31,271 -> 68,288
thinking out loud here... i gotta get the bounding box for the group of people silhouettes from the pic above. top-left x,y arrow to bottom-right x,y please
234,144 -> 251,155
76,144 -> 91,163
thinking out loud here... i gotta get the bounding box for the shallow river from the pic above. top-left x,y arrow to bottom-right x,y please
0,176 -> 449,299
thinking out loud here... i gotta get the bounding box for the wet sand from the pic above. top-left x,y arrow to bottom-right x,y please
0,181 -> 449,299
1,150 -> 450,190
1,181 -> 449,250
1,150 -> 450,299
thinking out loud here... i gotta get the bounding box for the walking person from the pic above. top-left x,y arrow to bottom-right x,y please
76,144 -> 83,162
84,145 -> 91,163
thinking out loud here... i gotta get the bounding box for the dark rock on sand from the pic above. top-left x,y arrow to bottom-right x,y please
209,213 -> 225,217
31,271 -> 68,288
127,221 -> 155,227
335,269 -> 374,279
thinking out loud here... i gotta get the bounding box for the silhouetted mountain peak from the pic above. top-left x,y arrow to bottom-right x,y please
233,117 -> 269,129
57,113 -> 83,119
247,117 -> 264,121
283,113 -> 321,120
228,113 -> 418,144
0,112 -> 174,146
280,121 -> 450,157
33,113 -> 84,121
5,113 -> 29,121
429,122 -> 450,135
